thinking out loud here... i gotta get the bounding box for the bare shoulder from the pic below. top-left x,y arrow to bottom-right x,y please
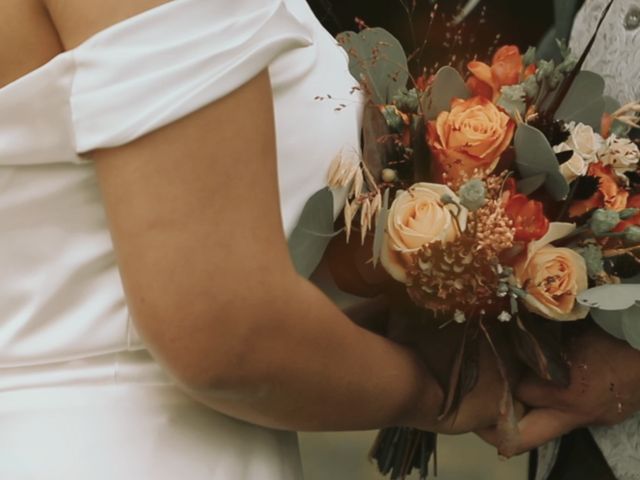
0,0 -> 62,88
44,0 -> 172,49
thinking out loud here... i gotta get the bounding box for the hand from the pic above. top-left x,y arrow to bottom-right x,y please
482,325 -> 640,456
434,354 -> 526,436
399,322 -> 525,435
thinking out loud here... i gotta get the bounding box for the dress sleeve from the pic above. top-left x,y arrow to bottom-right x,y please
70,0 -> 312,153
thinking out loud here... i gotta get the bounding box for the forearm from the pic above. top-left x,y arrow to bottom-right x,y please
172,277 -> 443,432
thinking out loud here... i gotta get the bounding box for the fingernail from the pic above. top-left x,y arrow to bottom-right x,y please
498,454 -> 508,462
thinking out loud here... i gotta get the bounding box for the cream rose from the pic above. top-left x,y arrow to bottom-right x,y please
514,223 -> 589,321
599,135 -> 640,174
566,123 -> 603,162
427,96 -> 515,183
380,183 -> 468,283
553,143 -> 588,183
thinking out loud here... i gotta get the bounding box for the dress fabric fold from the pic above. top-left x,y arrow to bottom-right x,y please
0,0 -> 363,478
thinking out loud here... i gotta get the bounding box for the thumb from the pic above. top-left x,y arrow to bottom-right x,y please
511,408 -> 579,456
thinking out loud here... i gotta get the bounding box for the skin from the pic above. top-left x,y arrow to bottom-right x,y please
8,0 -> 508,435
479,325 -> 640,456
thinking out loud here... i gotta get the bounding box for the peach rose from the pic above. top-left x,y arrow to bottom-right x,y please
515,223 -> 589,321
427,97 -> 515,184
380,183 -> 468,283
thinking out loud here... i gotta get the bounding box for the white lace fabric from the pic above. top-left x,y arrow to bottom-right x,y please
537,3 -> 640,478
570,0 -> 640,104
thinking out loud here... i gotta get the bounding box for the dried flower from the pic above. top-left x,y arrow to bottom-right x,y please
454,310 -> 467,324
406,237 -> 501,312
327,150 -> 360,188
382,168 -> 398,183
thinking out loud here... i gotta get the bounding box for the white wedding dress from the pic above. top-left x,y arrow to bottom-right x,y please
536,2 -> 640,479
0,0 -> 362,478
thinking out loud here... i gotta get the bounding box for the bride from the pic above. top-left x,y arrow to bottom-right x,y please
0,0 -> 512,478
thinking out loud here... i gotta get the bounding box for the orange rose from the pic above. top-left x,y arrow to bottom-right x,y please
515,223 -> 589,321
467,45 -> 531,101
569,162 -> 629,218
427,97 -> 515,183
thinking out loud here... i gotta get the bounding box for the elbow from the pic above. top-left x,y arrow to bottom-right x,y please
135,276 -> 299,392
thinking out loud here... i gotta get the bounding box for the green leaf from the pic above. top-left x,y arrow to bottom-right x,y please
592,306 -> 640,350
372,189 -> 390,267
554,71 -> 606,129
589,275 -> 640,349
577,284 -> 640,310
421,66 -> 470,120
517,174 -> 548,196
604,95 -> 621,114
621,306 -> 640,350
337,28 -> 409,104
591,308 -> 627,340
514,123 -> 570,200
288,188 -> 335,278
362,105 -> 391,178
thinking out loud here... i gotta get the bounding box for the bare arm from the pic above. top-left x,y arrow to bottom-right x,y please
93,70 -> 447,431
39,0 -> 449,431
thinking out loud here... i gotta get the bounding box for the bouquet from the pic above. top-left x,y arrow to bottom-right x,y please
322,0 -> 640,477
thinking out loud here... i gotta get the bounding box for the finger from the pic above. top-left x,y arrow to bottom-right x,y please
513,400 -> 527,420
510,408 -> 579,456
515,375 -> 565,408
475,426 -> 499,447
474,401 -> 527,449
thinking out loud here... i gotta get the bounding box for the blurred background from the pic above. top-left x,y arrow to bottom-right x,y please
299,1 -> 557,479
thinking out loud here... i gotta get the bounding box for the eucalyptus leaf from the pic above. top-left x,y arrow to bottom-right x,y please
421,66 -> 470,120
362,105 -> 391,178
337,28 -> 409,104
621,306 -> 640,350
514,124 -> 570,200
517,174 -> 548,196
372,189 -> 390,268
288,188 -> 335,278
590,308 -> 627,341
578,284 -> 640,311
604,95 -> 621,114
554,71 -> 605,129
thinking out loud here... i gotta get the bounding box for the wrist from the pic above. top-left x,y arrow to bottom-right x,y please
393,352 -> 445,429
